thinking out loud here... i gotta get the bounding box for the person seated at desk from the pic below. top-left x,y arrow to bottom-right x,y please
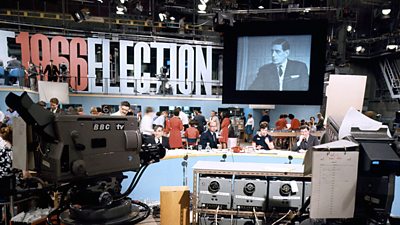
144,125 -> 170,149
252,123 -> 274,150
288,114 -> 301,131
275,114 -> 287,130
199,121 -> 219,149
292,125 -> 319,152
185,120 -> 199,147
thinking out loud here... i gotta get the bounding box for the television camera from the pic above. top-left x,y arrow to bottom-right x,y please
156,66 -> 172,95
58,63 -> 70,83
3,92 -> 165,224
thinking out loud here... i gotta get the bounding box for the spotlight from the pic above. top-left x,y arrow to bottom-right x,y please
198,4 -> 206,11
198,0 -> 208,13
382,8 -> 391,16
116,3 -> 127,14
387,44 -> 398,50
136,1 -> 143,12
355,45 -> 365,54
346,25 -> 352,32
159,13 -> 167,22
71,8 -> 90,23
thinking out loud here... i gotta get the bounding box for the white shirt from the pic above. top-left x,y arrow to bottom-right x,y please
153,115 -> 165,127
155,136 -> 163,144
179,111 -> 189,125
277,59 -> 288,91
140,113 -> 154,135
0,110 -> 4,123
245,117 -> 254,129
111,111 -> 124,116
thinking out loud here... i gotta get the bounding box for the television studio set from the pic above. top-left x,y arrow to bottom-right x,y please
0,0 -> 400,225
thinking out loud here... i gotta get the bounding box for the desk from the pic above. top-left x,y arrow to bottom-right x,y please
267,131 -> 325,150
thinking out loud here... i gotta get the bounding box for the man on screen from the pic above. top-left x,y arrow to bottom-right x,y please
249,39 -> 309,91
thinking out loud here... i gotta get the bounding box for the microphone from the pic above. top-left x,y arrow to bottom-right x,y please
288,155 -> 293,164
220,154 -> 227,162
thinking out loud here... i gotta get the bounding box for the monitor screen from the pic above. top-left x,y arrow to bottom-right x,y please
223,20 -> 327,105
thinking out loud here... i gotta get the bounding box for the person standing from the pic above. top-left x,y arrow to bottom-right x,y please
209,110 -> 220,132
219,112 -> 230,149
249,38 -> 309,91
193,110 -> 206,134
244,113 -> 254,143
169,109 -> 183,149
260,110 -> 270,125
153,111 -> 167,128
163,112 -> 171,136
316,113 -> 325,131
6,56 -> 23,86
308,116 -> 316,131
111,101 -> 130,116
177,107 -> 189,130
0,126 -> 13,178
4,107 -> 18,126
140,107 -> 154,136
0,108 -> 5,127
26,62 -> 38,90
44,60 -> 59,82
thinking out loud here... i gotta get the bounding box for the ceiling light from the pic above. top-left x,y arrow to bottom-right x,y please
198,4 -> 206,11
258,5 -> 264,9
355,46 -> 365,54
346,25 -> 352,32
71,8 -> 90,23
387,44 -> 398,50
159,13 -> 167,21
382,8 -> 391,15
136,2 -> 143,12
170,16 -> 175,21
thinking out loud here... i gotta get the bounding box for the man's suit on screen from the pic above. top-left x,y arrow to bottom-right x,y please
249,60 -> 308,91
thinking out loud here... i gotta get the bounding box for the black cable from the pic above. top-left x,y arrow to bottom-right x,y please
120,165 -> 147,198
129,200 -> 151,224
115,165 -> 148,201
46,187 -> 70,225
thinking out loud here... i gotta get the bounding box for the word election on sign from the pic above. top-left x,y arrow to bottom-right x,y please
0,30 -> 214,95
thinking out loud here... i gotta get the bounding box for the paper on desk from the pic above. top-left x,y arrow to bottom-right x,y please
310,151 -> 359,219
338,107 -> 390,139
314,140 -> 358,149
303,140 -> 358,175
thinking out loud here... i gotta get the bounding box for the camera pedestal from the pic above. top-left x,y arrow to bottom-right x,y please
60,199 -> 141,225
